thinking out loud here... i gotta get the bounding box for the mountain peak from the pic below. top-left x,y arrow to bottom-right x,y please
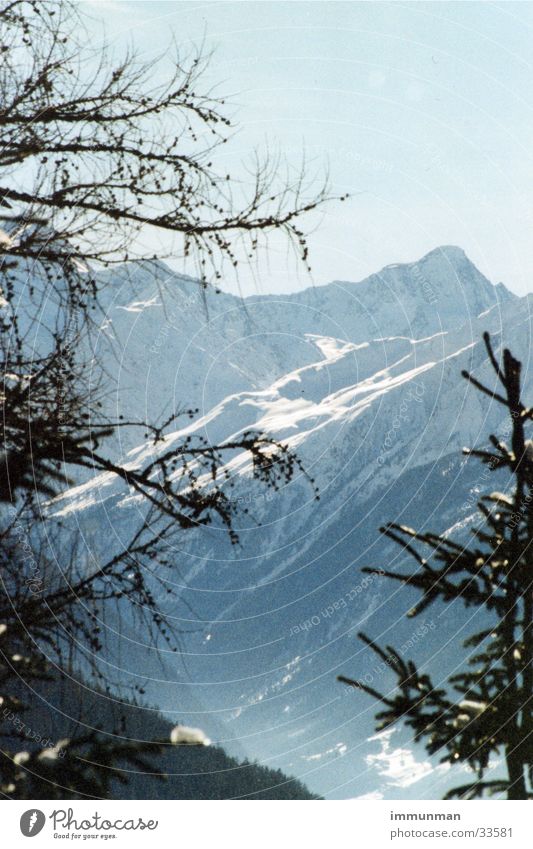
421,244 -> 466,262
375,245 -> 513,306
380,245 -> 466,272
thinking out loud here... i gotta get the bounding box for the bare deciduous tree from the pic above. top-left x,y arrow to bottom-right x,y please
0,0 -> 330,798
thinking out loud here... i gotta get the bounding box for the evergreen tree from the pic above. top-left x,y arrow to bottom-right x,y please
339,333 -> 533,800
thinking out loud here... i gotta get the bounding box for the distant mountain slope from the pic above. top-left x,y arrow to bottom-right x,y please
90,246 -> 514,451
45,246 -> 531,800
4,676 -> 320,800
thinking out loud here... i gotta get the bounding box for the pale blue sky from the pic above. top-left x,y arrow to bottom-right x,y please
82,2 -> 533,295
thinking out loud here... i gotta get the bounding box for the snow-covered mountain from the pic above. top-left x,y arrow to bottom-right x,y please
88,245 -> 513,441
52,246 -> 533,799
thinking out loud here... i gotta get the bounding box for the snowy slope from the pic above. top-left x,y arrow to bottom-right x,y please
88,246 -> 513,448
50,246 -> 533,800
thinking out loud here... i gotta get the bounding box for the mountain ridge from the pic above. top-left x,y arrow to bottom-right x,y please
46,246 -> 530,800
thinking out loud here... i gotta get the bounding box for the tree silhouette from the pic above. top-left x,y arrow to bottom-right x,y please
0,0 -> 328,798
0,1 -> 334,279
339,332 -> 533,800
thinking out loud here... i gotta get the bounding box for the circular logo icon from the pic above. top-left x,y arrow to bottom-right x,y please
20,810 -> 46,837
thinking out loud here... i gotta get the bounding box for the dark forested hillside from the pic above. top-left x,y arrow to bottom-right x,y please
125,746 -> 322,801
2,673 -> 320,800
